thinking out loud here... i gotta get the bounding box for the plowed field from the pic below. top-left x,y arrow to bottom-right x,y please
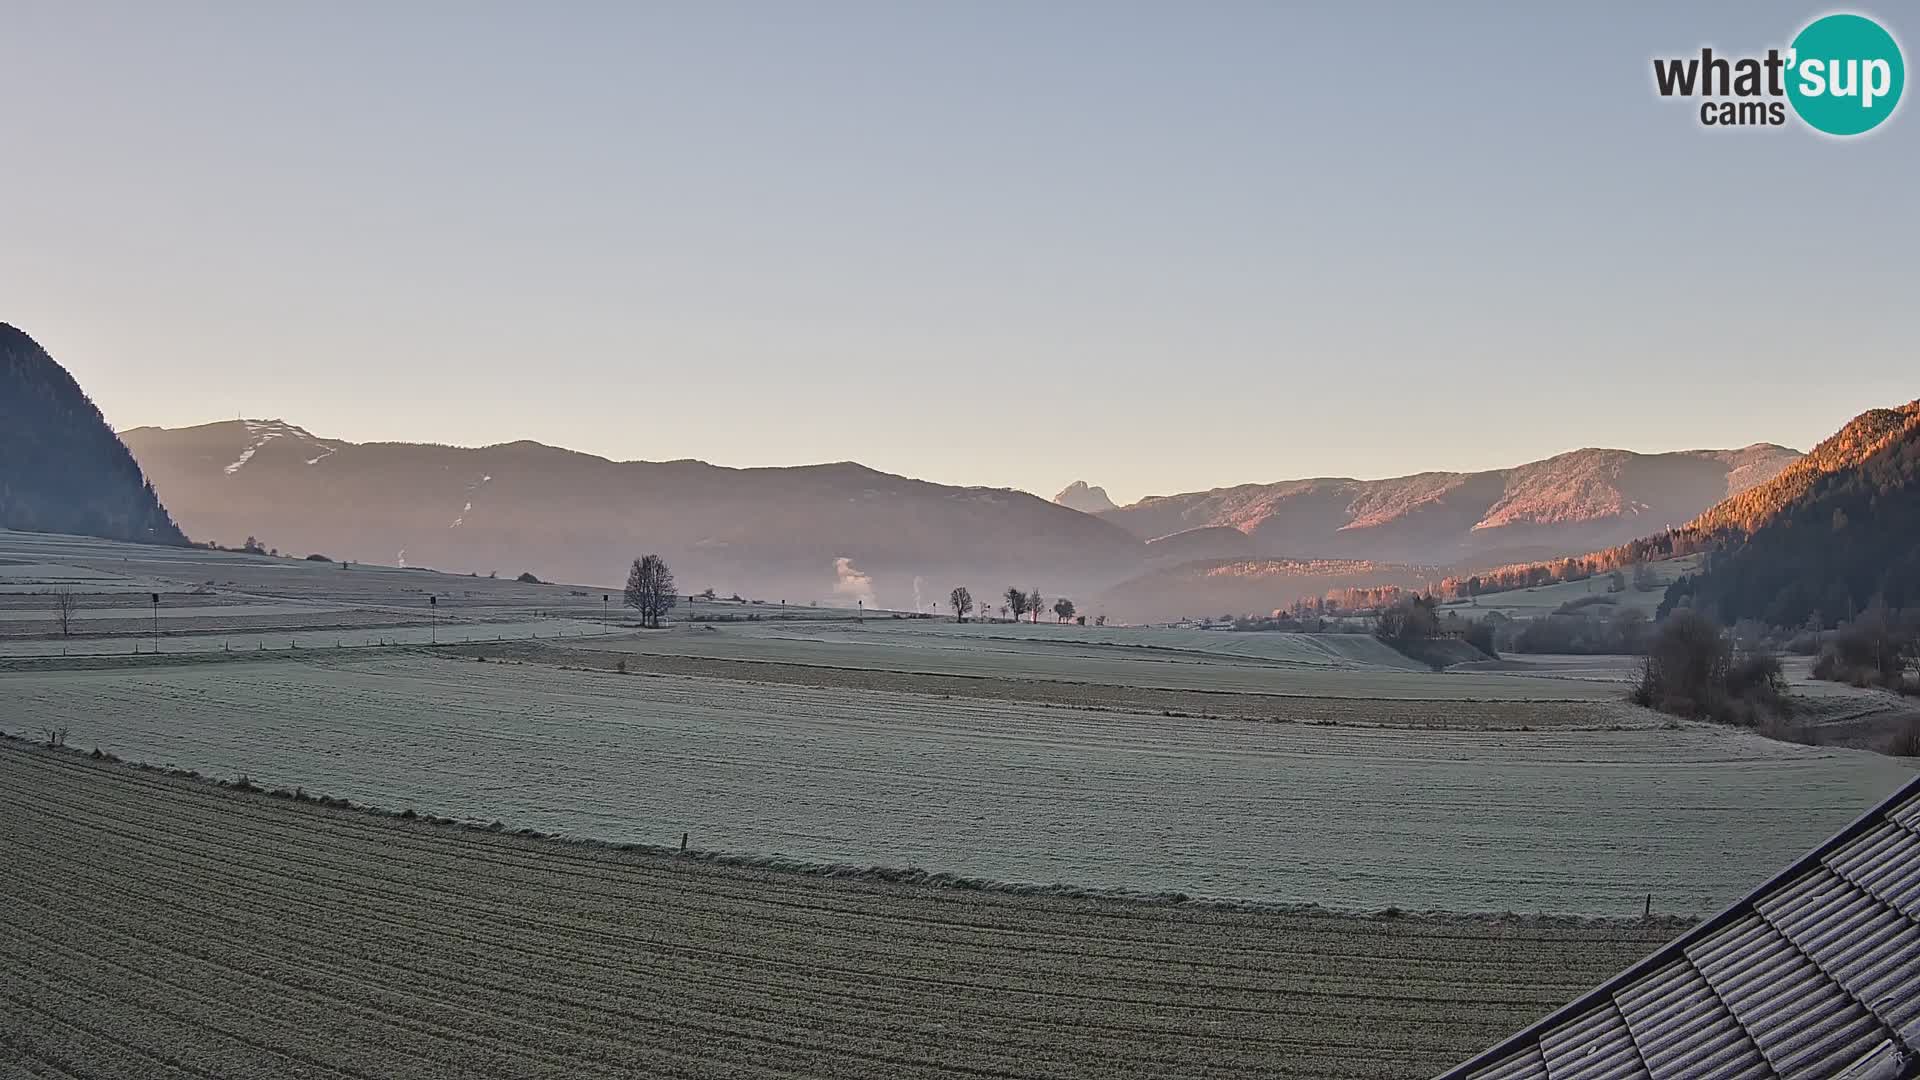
0,743 -> 1674,1080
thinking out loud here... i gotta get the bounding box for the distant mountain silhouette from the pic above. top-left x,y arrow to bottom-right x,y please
0,324 -> 185,545
121,421 -> 1146,608
1661,402 -> 1920,626
1100,445 -> 1801,568
1052,480 -> 1117,514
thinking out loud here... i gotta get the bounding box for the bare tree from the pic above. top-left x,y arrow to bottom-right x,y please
53,589 -> 80,637
1028,586 -> 1043,624
1004,587 -> 1028,623
949,586 -> 974,623
998,605 -> 1009,620
1053,597 -> 1075,623
624,554 -> 678,629
1094,614 -> 1106,626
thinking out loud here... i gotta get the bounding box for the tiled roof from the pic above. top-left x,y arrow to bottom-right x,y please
1437,774 -> 1920,1080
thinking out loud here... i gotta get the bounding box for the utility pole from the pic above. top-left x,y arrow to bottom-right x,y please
603,594 -> 609,627
150,592 -> 160,653
429,595 -> 437,644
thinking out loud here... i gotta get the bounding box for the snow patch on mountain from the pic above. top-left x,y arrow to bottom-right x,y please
226,419 -> 335,475
450,474 -> 493,528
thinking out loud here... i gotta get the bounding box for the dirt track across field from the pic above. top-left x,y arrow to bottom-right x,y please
0,742 -> 1677,1080
468,639 -> 1646,729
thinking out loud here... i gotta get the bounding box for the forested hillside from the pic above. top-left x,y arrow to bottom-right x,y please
0,323 -> 186,545
1684,402 -> 1920,537
1100,445 -> 1799,568
1661,407 -> 1920,626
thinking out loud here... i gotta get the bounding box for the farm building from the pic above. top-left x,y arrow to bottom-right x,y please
1438,774 -> 1920,1079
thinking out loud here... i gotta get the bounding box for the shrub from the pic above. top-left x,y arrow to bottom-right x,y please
1889,716 -> 1920,758
1812,605 -> 1919,689
1630,612 -> 1788,727
1503,607 -> 1649,655
1463,620 -> 1498,659
1554,595 -> 1619,615
1630,611 -> 1730,716
305,553 -> 333,562
516,571 -> 542,584
1727,650 -> 1787,702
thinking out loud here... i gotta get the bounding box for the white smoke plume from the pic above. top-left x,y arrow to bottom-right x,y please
912,576 -> 926,612
832,557 -> 877,609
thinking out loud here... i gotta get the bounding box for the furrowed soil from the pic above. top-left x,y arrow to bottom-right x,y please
0,742 -> 1678,1080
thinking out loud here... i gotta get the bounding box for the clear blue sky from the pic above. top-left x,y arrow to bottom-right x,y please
3,1 -> 1913,504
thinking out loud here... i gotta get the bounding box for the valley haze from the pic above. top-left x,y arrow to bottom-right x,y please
122,418 -> 1804,622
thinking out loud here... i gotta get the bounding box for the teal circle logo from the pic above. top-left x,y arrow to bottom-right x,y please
1786,13 -> 1905,135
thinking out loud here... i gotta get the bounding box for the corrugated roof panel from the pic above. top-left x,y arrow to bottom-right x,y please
1538,999 -> 1650,1080
1825,821 -> 1920,919
1759,867 -> 1920,1037
1687,914 -> 1890,1079
1433,775 -> 1920,1080
1466,1043 -> 1549,1080
1612,959 -> 1771,1080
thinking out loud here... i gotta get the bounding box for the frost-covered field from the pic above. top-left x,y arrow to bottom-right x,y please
0,617 -> 618,657
0,743 -> 1675,1080
582,621 -> 1624,700
6,654 -> 1909,916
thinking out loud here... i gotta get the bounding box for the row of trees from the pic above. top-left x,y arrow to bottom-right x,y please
1437,553 -> 1666,605
947,586 -> 1083,624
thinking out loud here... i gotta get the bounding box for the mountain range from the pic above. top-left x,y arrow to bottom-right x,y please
0,323 -> 184,545
1077,445 -> 1802,568
122,415 -> 1806,620
13,316 -> 1907,628
120,420 -> 1144,611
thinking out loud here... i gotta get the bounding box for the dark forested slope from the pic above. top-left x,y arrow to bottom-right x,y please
0,324 -> 185,544
1662,404 -> 1920,626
